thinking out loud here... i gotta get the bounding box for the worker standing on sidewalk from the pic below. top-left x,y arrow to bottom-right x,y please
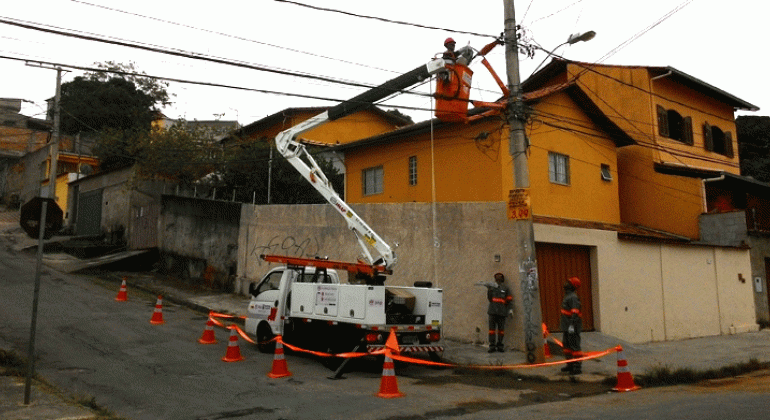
561,277 -> 583,374
487,272 -> 513,353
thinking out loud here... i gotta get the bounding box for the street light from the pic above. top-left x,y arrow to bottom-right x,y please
531,30 -> 596,74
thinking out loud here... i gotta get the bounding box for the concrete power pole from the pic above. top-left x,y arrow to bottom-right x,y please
24,66 -> 62,404
503,0 -> 544,364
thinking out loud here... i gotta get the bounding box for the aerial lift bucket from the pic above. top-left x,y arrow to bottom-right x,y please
435,63 -> 473,123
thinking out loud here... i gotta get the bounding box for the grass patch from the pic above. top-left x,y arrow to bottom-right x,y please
602,358 -> 770,388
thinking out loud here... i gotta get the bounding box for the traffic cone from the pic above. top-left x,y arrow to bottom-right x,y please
198,317 -> 217,344
222,328 -> 244,362
612,346 -> 641,392
115,278 -> 128,301
149,295 -> 164,325
267,337 -> 291,378
542,323 -> 552,358
375,351 -> 404,398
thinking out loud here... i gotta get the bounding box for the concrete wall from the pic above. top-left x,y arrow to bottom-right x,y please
700,211 -> 749,247
237,201 -> 759,346
159,196 -> 241,291
237,202 -> 527,347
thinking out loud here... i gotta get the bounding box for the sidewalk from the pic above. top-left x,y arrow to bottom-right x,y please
1,208 -> 769,419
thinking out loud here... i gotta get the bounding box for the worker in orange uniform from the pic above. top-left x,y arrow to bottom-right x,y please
560,277 -> 583,374
487,272 -> 513,353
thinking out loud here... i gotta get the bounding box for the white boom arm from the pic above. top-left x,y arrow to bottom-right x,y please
273,58 -> 446,272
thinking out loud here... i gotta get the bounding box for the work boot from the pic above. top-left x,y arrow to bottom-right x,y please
488,344 -> 497,353
497,345 -> 505,352
560,365 -> 572,373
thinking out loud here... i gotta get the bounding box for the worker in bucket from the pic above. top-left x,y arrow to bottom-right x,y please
442,37 -> 457,63
561,277 -> 583,374
486,272 -> 513,353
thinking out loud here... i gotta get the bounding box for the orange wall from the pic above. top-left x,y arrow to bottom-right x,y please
346,91 -> 622,225
525,92 -> 621,224
651,77 -> 740,174
345,119 -> 504,203
247,109 -> 407,146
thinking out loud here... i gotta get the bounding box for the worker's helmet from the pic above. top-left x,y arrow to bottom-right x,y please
567,277 -> 581,289
444,37 -> 456,47
494,272 -> 505,282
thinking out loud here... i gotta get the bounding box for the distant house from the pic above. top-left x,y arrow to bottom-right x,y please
0,97 -> 98,217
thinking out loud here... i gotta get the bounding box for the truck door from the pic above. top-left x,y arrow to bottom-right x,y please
247,269 -> 295,335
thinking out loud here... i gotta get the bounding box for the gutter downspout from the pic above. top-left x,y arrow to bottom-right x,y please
648,71 -> 672,164
702,174 -> 725,213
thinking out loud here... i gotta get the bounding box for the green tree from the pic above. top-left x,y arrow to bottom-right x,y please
59,76 -> 155,135
736,116 -> 770,183
220,140 -> 344,204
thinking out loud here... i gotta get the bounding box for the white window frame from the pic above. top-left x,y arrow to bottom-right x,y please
362,166 -> 383,196
408,156 -> 417,186
548,152 -> 570,185
600,164 -> 612,181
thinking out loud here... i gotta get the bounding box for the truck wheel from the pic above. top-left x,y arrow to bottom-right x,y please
256,324 -> 275,353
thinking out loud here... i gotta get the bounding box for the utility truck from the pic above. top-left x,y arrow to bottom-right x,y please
245,56 -> 462,361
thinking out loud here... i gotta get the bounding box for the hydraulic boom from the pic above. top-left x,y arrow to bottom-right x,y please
273,58 -> 447,274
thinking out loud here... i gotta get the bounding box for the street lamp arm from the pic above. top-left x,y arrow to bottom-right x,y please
530,30 -> 596,76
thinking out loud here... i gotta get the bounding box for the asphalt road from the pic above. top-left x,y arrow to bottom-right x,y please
3,240 -> 767,420
0,243 -> 590,419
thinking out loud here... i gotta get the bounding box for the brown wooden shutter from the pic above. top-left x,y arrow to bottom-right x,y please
724,131 -> 734,158
683,117 -> 693,145
703,122 -> 713,151
657,105 -> 669,137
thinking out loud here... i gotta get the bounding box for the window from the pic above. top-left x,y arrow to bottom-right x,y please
703,122 -> 734,157
362,166 -> 383,196
600,164 -> 612,181
408,156 -> 417,186
657,105 -> 693,145
548,152 -> 570,185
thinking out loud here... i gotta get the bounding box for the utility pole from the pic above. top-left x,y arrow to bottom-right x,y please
503,0 -> 544,364
24,66 -> 62,404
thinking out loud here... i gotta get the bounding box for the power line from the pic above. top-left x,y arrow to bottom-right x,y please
272,0 -> 497,39
67,0 -> 400,75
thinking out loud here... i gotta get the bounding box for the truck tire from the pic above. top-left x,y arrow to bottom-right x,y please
256,323 -> 276,353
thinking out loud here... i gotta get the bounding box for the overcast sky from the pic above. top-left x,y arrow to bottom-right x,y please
1,0 -> 766,126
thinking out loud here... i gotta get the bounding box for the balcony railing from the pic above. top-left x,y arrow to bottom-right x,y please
746,208 -> 770,233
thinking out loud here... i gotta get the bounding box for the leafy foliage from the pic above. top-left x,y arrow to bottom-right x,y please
134,123 -> 223,186
87,61 -> 171,108
218,140 -> 344,204
736,116 -> 770,183
59,77 -> 155,135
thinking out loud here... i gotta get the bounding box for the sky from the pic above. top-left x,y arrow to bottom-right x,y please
1,0 -> 767,127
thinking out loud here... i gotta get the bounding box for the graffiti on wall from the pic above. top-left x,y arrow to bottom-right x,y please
250,234 -> 322,264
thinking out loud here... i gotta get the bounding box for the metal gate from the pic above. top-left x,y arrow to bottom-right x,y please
128,202 -> 159,250
76,189 -> 102,236
536,242 -> 594,332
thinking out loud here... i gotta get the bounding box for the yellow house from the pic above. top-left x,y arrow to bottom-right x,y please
522,59 -> 758,239
325,59 -> 760,341
226,106 -> 413,147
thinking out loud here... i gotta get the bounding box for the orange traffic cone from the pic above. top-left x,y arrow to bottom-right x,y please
267,337 -> 291,378
149,295 -> 164,325
376,351 -> 404,398
115,278 -> 128,301
222,328 -> 244,362
612,346 -> 641,392
198,317 -> 217,344
542,323 -> 552,358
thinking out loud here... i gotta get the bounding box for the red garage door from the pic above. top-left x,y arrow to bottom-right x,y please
536,242 -> 594,332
